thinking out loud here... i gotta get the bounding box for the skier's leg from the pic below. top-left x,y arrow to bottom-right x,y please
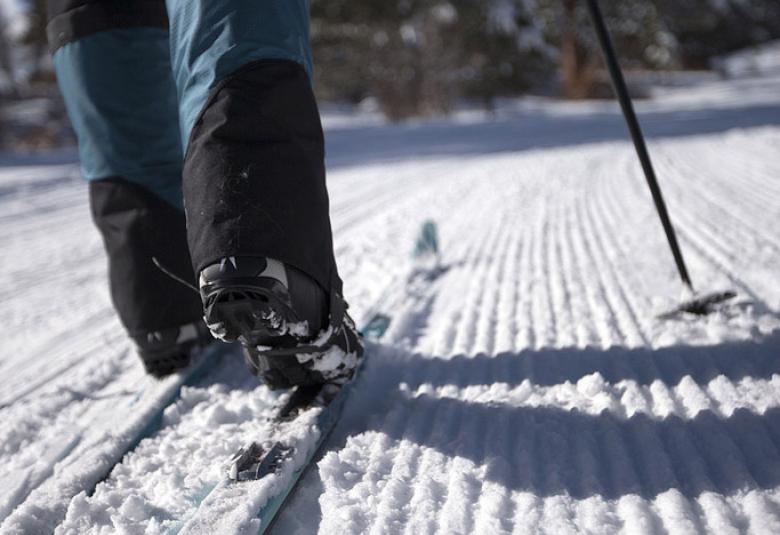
166,0 -> 362,388
48,0 -> 212,376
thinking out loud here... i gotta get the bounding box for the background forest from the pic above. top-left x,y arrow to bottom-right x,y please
0,0 -> 779,147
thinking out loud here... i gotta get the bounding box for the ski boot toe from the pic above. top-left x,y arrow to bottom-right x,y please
132,320 -> 214,378
199,257 -> 364,389
243,310 -> 364,389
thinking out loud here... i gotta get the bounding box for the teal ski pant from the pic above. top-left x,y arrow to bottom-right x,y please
48,0 -> 313,209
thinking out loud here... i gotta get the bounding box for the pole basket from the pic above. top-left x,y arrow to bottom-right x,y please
657,291 -> 737,319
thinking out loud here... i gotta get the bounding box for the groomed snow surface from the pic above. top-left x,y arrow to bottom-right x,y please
1,73 -> 780,534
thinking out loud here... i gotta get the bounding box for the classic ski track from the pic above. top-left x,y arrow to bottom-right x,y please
650,148 -> 780,309
0,177 -> 108,401
0,348 -> 236,534
0,182 -> 87,238
0,346 -> 142,519
665,135 -> 780,215
595,155 -> 664,309
431,216 -> 513,533
572,195 -> 623,347
549,200 -> 576,348
0,330 -> 131,451
439,201 -> 506,355
0,310 -> 121,405
587,157 -> 657,344
581,184 -> 649,346
3,84 -> 780,533
597,174 -> 744,412
673,206 -> 764,303
604,144 -> 776,318
320,182 -> 505,534
413,174 -> 507,356
281,132 -> 780,533
339,186 -> 517,531
330,161 -> 479,325
658,148 -> 780,257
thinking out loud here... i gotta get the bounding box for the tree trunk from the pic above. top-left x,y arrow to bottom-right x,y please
0,24 -> 16,97
560,0 -> 592,99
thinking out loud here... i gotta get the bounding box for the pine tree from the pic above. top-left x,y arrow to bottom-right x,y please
657,0 -> 780,68
534,0 -> 677,98
20,0 -> 51,83
456,0 -> 555,110
0,5 -> 16,95
311,0 -> 555,119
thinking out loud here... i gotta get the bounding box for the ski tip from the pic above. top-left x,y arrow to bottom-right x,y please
412,220 -> 439,259
361,313 -> 392,340
657,290 -> 737,320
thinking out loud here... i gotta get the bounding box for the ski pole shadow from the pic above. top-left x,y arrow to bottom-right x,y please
333,329 -> 780,500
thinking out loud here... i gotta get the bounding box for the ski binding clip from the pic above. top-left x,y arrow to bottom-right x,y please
229,441 -> 293,482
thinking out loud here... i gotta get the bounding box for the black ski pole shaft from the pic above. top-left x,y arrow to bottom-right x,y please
585,0 -> 694,291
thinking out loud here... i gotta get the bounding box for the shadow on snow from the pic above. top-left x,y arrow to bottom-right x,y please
335,331 -> 780,500
325,103 -> 780,169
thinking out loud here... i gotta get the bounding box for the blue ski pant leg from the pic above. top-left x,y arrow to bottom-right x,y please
166,0 -> 342,296
47,0 -> 203,337
48,2 -> 182,207
165,0 -> 313,147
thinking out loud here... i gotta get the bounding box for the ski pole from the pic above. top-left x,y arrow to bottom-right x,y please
585,0 -> 694,291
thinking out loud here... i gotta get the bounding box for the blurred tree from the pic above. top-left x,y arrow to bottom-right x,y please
0,4 -> 16,96
657,0 -> 780,69
20,0 -> 52,83
311,0 -> 459,119
534,0 -> 677,98
311,0 -> 555,119
455,0 -> 555,111
1,0 -> 777,123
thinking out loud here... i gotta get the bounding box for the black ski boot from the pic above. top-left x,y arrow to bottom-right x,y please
131,320 -> 214,378
199,257 -> 363,389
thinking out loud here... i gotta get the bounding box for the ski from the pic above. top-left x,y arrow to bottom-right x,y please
87,342 -> 241,494
1,341 -> 239,533
176,225 -> 439,534
177,314 -> 392,535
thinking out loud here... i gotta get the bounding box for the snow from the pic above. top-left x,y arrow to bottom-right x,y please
1,71 -> 780,533
713,40 -> 780,79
